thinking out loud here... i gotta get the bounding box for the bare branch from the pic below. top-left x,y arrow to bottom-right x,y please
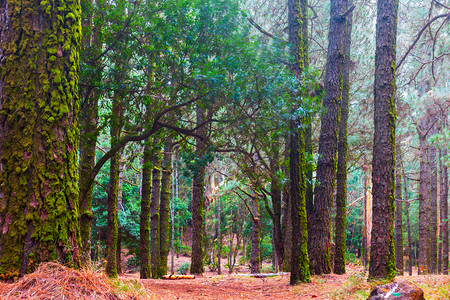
247,18 -> 287,43
397,13 -> 450,70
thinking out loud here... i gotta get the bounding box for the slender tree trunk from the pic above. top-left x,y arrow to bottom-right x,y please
334,0 -> 353,275
404,178 -> 413,276
106,92 -> 124,278
308,0 -> 348,275
140,142 -> 152,278
217,195 -> 222,275
250,196 -> 261,274
440,147 -> 449,274
429,142 -> 438,273
395,147 -> 403,274
0,0 -> 81,277
418,120 -> 429,274
369,0 -> 398,280
287,0 -> 310,284
170,159 -> 176,275
150,141 -> 162,278
78,0 -> 102,264
106,148 -> 120,277
190,107 -> 206,274
159,137 -> 173,277
282,136 -> 292,272
270,146 -> 284,271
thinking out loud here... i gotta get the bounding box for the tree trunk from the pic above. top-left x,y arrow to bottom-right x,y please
440,147 -> 448,274
190,107 -> 206,275
0,0 -> 81,277
308,0 -> 348,275
140,142 -> 152,279
250,196 -> 261,274
150,141 -> 162,278
417,120 -> 429,274
217,194 -> 222,275
270,145 -> 284,271
404,178 -> 413,276
159,137 -> 173,277
78,0 -> 102,264
282,136 -> 292,272
395,147 -> 403,274
334,0 -> 353,275
362,167 -> 371,270
429,142 -> 438,273
105,93 -> 124,278
287,0 -> 310,284
369,0 -> 398,280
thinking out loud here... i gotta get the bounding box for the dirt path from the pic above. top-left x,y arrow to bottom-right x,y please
121,268 -> 359,299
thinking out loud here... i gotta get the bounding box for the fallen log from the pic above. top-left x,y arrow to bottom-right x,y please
162,274 -> 196,280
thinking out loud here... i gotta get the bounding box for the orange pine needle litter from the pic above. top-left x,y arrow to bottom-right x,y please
0,262 -> 148,300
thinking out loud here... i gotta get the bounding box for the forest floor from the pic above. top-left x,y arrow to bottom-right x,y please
119,255 -> 450,300
0,255 -> 448,299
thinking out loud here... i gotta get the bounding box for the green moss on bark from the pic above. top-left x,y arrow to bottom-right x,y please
0,0 -> 81,276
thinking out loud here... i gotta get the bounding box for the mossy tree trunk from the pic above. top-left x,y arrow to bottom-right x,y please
190,106 -> 206,275
78,0 -> 103,266
105,91 -> 124,278
140,141 -> 152,279
159,136 -> 173,277
334,0 -> 353,275
308,0 -> 349,275
150,137 -> 162,279
287,0 -> 310,284
0,0 -> 81,277
369,0 -> 398,280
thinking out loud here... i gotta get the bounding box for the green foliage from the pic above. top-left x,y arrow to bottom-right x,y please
177,262 -> 190,275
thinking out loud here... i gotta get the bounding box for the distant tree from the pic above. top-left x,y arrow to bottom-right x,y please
0,0 -> 81,277
369,0 -> 399,280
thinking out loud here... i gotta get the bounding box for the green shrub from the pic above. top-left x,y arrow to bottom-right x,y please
177,262 -> 190,275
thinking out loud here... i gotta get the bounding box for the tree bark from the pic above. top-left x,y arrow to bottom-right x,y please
190,107 -> 206,275
417,119 -> 430,274
78,0 -> 103,265
106,92 -> 124,278
0,0 -> 81,277
150,140 -> 162,278
369,0 -> 398,280
429,140 -> 438,273
140,141 -> 152,278
282,136 -> 292,272
334,0 -> 353,275
308,0 -> 348,275
159,137 -> 173,277
270,143 -> 284,271
404,177 -> 413,276
250,196 -> 261,274
288,0 -> 311,284
395,147 -> 403,274
440,147 -> 448,274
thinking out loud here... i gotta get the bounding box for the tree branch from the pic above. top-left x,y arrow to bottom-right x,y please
397,13 -> 450,70
247,18 -> 287,43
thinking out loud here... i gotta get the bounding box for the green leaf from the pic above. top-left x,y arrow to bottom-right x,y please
392,292 -> 401,297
